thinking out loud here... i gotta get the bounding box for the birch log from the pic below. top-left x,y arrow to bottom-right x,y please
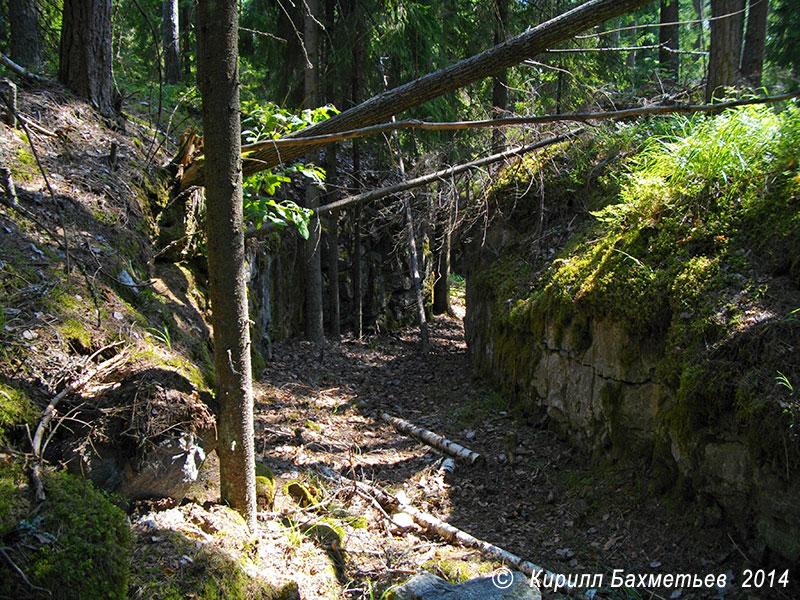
316,466 -> 587,596
380,412 -> 483,464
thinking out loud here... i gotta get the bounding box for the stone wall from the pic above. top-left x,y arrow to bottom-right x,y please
465,269 -> 800,564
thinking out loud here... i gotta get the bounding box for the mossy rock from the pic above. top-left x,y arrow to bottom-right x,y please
255,475 -> 275,509
284,480 -> 320,508
0,468 -> 131,600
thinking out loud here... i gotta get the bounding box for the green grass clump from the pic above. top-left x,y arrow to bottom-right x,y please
486,103 -> 800,461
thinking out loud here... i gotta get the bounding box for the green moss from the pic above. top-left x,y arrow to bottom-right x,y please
0,470 -> 131,599
0,381 -> 36,443
255,475 -> 275,509
11,147 -> 37,181
129,528 -> 284,600
477,106 -> 800,477
284,480 -> 320,508
0,458 -> 29,535
58,318 -> 95,354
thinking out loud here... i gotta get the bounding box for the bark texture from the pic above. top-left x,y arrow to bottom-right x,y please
180,0 -> 653,188
706,0 -> 745,102
9,0 -> 41,68
59,0 -> 116,117
196,0 -> 257,531
491,0 -> 509,154
303,0 -> 325,345
162,0 -> 182,83
659,0 -> 679,80
740,0 -> 768,87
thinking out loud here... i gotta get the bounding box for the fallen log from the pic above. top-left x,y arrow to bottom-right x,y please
316,465 -> 589,596
380,412 -> 483,465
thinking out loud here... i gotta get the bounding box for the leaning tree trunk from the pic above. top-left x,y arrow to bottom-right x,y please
179,0 -> 654,188
162,0 -> 181,83
196,0 -> 257,531
9,0 -> 41,68
706,0 -> 745,102
59,0 -> 116,117
740,0 -> 768,88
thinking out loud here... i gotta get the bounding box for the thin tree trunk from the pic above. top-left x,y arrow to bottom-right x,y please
350,0 -> 363,339
180,0 -> 653,188
196,0 -> 256,531
352,202 -> 362,338
405,196 -> 430,351
659,0 -> 679,80
303,0 -> 325,345
9,0 -> 41,68
432,185 -> 453,316
706,0 -> 745,102
180,1 -> 193,79
491,0 -> 509,154
59,0 -> 116,117
740,0 -> 768,87
162,0 -> 181,83
326,147 -> 341,340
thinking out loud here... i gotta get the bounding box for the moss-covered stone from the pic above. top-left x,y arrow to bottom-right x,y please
0,468 -> 131,600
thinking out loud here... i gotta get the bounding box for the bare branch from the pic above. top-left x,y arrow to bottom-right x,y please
245,129 -> 583,240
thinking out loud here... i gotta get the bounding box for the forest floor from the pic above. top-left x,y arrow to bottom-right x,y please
249,304 -> 781,600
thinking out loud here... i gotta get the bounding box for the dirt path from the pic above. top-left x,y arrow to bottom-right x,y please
254,314 -> 785,599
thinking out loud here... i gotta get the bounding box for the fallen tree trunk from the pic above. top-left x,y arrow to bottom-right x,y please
179,0 -> 652,189
316,465 -> 588,596
380,412 -> 483,465
245,129 -> 582,240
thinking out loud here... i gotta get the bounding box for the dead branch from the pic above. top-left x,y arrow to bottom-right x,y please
179,0 -> 653,188
0,546 -> 52,596
31,350 -> 128,460
316,466 -> 586,595
380,412 -> 483,465
239,91 -> 799,153
246,129 -> 582,240
0,53 -> 48,83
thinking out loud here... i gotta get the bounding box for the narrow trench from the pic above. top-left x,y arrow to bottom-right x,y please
252,295 -> 755,599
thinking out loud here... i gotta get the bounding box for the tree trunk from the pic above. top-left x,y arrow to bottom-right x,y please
706,0 -> 745,102
180,0 -> 653,188
59,0 -> 116,117
180,1 -> 193,79
659,0 -> 679,80
404,196 -> 430,352
352,203 -> 363,338
432,186 -> 453,316
740,0 -> 768,87
326,147 -> 341,340
9,0 -> 41,68
162,0 -> 181,83
196,0 -> 257,531
303,0 -> 325,346
491,0 -> 509,154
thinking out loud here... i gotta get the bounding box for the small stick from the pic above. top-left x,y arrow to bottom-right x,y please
0,546 -> 52,596
380,412 -> 483,464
